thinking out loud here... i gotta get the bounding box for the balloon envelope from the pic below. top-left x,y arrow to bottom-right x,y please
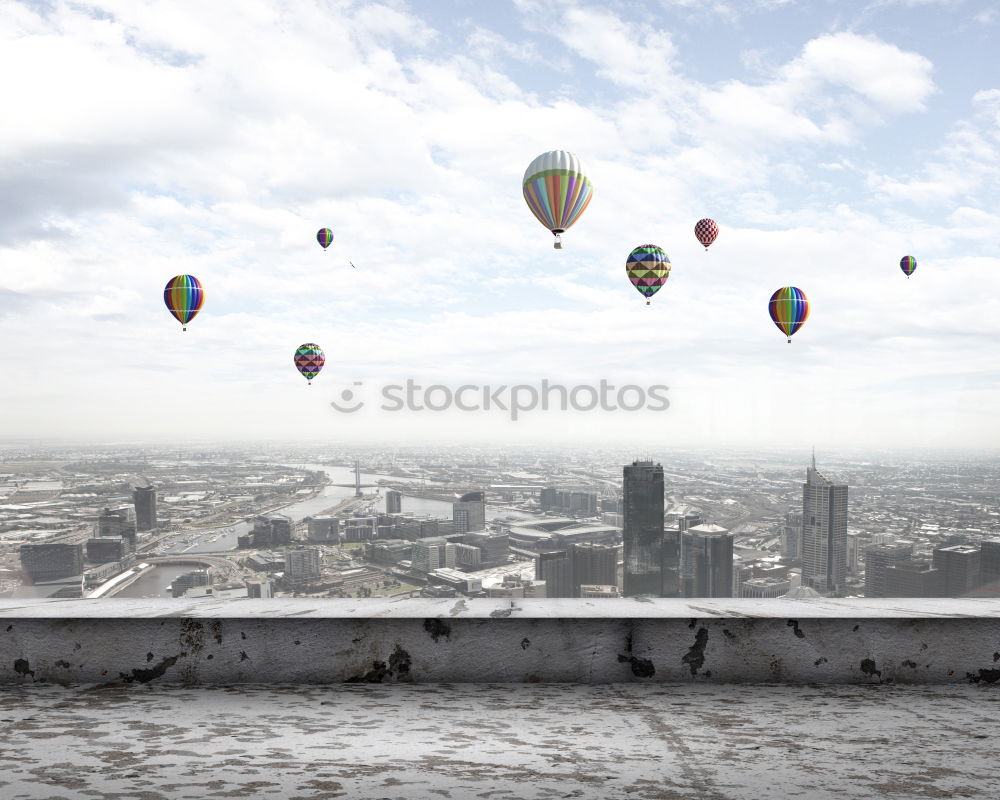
522,151 -> 593,244
769,287 -> 809,341
294,343 -> 325,381
900,255 -> 917,277
694,218 -> 719,249
164,275 -> 204,328
317,228 -> 334,249
626,245 -> 671,302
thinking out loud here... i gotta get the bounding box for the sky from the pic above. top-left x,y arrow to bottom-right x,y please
1,0 -> 999,450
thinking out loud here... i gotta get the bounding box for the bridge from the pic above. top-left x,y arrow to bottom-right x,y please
328,461 -> 379,497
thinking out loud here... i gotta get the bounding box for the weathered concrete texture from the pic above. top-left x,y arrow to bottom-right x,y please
0,683 -> 996,799
1,599 -> 1000,684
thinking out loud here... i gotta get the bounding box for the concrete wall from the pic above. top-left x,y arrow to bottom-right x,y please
1,598 -> 999,685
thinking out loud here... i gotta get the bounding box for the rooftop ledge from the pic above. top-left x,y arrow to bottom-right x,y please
1,598 -> 999,686
2,597 -> 1000,618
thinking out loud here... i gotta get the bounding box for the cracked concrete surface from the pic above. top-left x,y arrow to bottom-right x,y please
0,683 -> 996,799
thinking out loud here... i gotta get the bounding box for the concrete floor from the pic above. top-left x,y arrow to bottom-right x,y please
0,683 -> 997,799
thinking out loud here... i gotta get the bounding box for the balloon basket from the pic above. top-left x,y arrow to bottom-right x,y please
553,232 -> 563,249
646,300 -> 650,306
182,327 -> 186,332
787,338 -> 792,344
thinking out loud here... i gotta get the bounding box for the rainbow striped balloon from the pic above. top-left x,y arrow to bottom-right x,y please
900,255 -> 917,278
626,245 -> 671,305
768,286 -> 809,343
522,151 -> 593,249
163,275 -> 204,331
317,228 -> 334,250
294,343 -> 325,384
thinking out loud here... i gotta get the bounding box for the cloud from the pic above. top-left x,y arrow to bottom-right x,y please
0,0 -> 995,448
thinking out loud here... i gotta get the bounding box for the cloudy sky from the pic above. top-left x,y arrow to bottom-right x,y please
1,0 -> 999,449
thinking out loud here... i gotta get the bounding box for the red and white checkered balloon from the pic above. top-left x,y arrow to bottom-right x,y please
694,218 -> 719,250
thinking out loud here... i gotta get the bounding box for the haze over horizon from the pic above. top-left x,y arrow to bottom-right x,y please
2,0 -> 999,448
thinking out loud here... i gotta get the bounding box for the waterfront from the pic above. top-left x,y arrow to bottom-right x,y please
114,464 -> 528,598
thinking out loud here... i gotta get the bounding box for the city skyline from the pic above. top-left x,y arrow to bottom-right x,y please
2,1 -> 1000,447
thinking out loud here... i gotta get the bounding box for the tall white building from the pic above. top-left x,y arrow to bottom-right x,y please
453,491 -> 486,534
801,455 -> 848,596
284,548 -> 322,585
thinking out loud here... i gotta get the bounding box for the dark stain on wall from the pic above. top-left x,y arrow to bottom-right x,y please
786,620 -> 805,639
423,618 -> 451,642
860,658 -> 882,681
120,655 -> 180,685
682,628 -> 709,677
967,668 -> 1000,685
13,659 -> 34,679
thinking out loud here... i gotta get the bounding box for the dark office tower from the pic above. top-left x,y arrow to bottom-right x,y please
680,524 -> 734,598
570,542 -> 617,595
540,487 -> 558,511
97,507 -> 136,538
801,456 -> 849,596
623,460 -> 664,597
980,539 -> 1000,591
19,542 -> 84,583
678,514 -> 703,532
133,483 -> 157,532
536,550 -> 574,598
386,490 -> 403,514
933,545 -> 981,596
453,491 -> 486,534
884,561 -> 944,597
863,541 -> 913,598
781,511 -> 803,561
660,527 -> 681,598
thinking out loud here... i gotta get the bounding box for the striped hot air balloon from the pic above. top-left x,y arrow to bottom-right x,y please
626,245 -> 671,305
317,228 -> 334,250
900,255 -> 917,278
163,275 -> 204,332
768,287 -> 809,343
522,151 -> 593,249
294,343 -> 325,385
694,218 -> 719,250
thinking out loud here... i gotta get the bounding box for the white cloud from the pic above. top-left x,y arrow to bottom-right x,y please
0,0 -> 996,448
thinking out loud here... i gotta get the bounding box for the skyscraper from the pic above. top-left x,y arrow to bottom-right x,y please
781,511 -> 802,560
622,460 -> 664,597
933,545 -> 981,596
133,482 -> 157,532
863,541 -> 913,597
679,524 -> 734,598
569,542 -> 617,595
801,455 -> 848,596
386,490 -> 403,514
536,549 -> 574,598
453,491 -> 486,534
980,539 -> 1000,592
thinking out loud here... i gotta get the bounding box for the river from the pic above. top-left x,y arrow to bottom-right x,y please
114,464 -> 532,598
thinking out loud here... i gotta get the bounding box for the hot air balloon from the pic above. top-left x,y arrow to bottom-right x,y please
522,151 -> 593,249
694,218 -> 719,251
900,255 -> 917,278
626,245 -> 671,305
294,343 -> 325,385
317,228 -> 334,250
163,275 -> 204,332
769,287 -> 809,343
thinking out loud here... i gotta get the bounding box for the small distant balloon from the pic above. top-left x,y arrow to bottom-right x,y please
900,255 -> 917,278
769,286 -> 809,343
522,150 -> 593,249
163,275 -> 204,332
626,245 -> 671,305
317,228 -> 334,250
294,343 -> 325,385
694,218 -> 719,250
